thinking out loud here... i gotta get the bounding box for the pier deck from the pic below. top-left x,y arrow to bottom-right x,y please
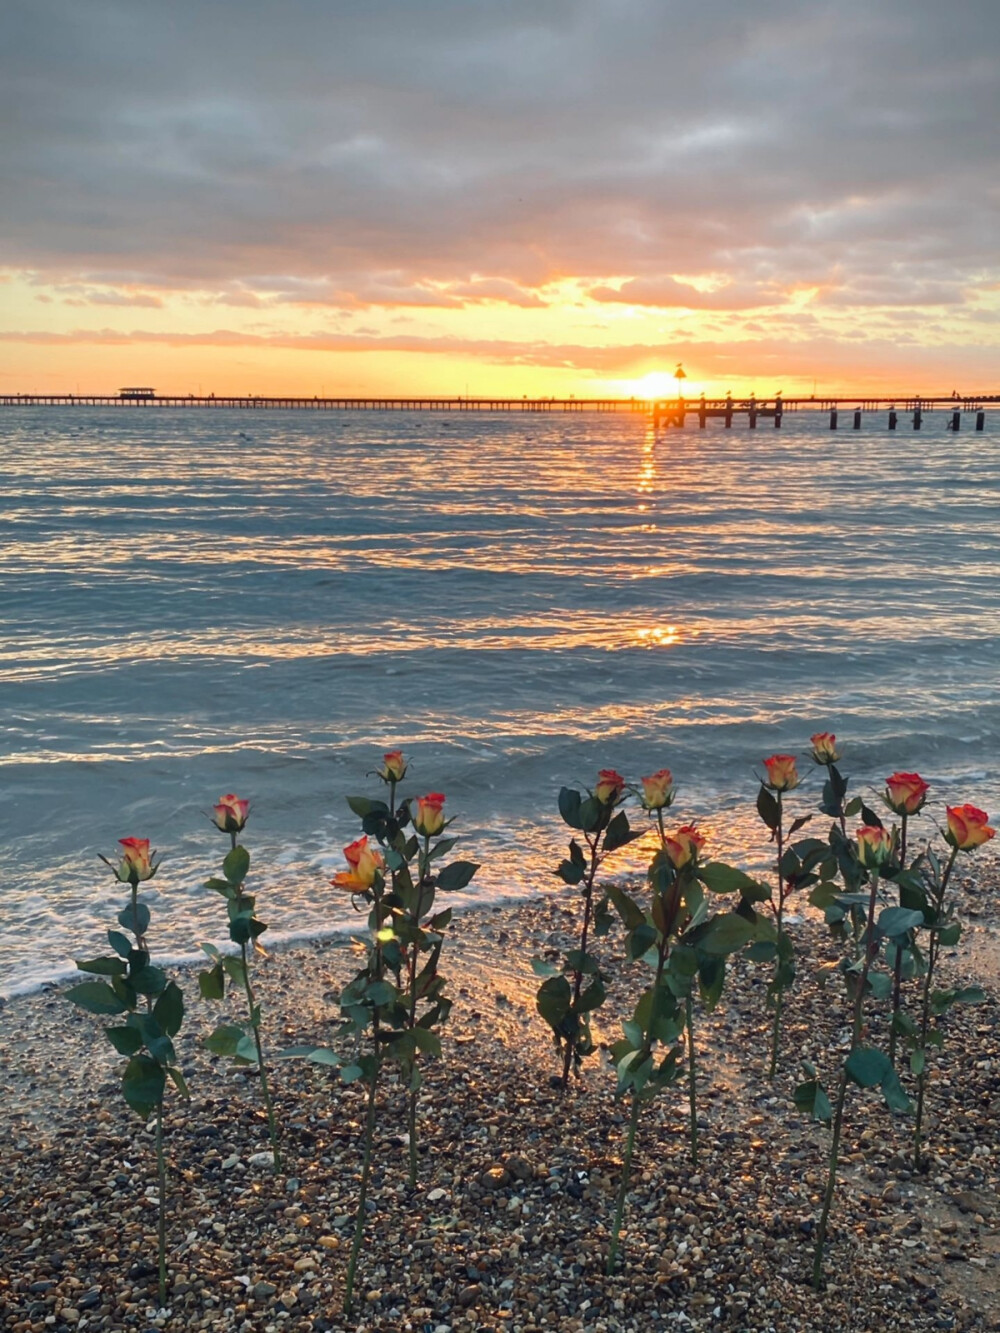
1,392 -> 996,430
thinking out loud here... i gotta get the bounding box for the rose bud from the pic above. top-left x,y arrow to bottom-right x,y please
663,823 -> 705,869
115,836 -> 157,882
945,804 -> 996,851
810,732 -> 841,765
640,769 -> 675,811
857,824 -> 892,867
378,750 -> 408,783
332,835 -> 385,892
212,793 -> 250,833
762,754 -> 800,792
883,772 -> 929,817
594,769 -> 626,804
412,793 -> 446,837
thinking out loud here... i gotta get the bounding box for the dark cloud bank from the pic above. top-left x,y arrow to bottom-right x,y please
2,0 -> 998,360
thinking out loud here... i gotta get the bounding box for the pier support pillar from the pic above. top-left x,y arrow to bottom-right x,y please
853,410 -> 862,430
976,411 -> 985,431
889,410 -> 897,430
950,410 -> 961,431
913,408 -> 922,430
829,408 -> 838,430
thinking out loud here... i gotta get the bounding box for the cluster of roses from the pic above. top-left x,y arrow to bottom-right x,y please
72,736 -> 996,1305
764,735 -> 993,858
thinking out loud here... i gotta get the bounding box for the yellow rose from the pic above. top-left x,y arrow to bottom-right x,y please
809,732 -> 840,765
115,837 -> 157,882
594,769 -> 625,805
763,754 -> 800,792
212,793 -> 250,833
412,793 -> 446,837
945,804 -> 995,851
856,825 -> 892,867
640,769 -> 675,811
332,836 -> 385,892
379,750 -> 408,782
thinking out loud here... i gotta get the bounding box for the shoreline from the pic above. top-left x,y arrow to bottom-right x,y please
2,863 -> 999,1332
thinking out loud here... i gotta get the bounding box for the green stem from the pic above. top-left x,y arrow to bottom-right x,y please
686,992 -> 699,1166
406,858 -> 430,1190
240,939 -> 281,1173
912,938 -> 936,1170
155,1099 -> 167,1306
768,792 -> 785,1081
561,831 -> 601,1089
912,845 -> 958,1169
812,868 -> 880,1287
344,1016 -> 380,1315
607,1090 -> 641,1274
812,1064 -> 848,1289
888,815 -> 908,1067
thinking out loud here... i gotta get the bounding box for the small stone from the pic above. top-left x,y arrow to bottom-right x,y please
280,1290 -> 298,1309
317,1236 -> 340,1250
427,1187 -> 447,1203
253,1282 -> 277,1299
248,1152 -> 274,1167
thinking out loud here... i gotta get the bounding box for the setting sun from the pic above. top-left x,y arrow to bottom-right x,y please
625,371 -> 704,400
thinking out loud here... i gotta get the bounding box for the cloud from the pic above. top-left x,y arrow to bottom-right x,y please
0,0 -> 998,364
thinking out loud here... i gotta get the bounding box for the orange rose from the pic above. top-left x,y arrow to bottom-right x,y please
762,754 -> 800,792
640,769 -> 675,811
594,769 -> 626,804
856,824 -> 892,867
810,732 -> 840,765
945,804 -> 995,851
663,823 -> 705,869
883,772 -> 929,817
116,836 -> 157,882
212,793 -> 250,833
379,750 -> 408,782
412,792 -> 446,837
332,835 -> 385,892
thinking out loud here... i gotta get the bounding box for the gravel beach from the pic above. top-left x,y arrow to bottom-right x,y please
2,860 -> 998,1333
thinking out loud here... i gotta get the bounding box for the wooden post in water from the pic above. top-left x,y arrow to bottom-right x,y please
950,410 -> 961,431
829,408 -> 838,430
724,396 -> 733,428
774,396 -> 783,428
853,409 -> 862,430
913,406 -> 922,430
889,409 -> 898,430
699,395 -> 707,429
748,396 -> 757,429
976,411 -> 985,431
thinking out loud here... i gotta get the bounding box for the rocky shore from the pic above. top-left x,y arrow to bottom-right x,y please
2,860 -> 999,1333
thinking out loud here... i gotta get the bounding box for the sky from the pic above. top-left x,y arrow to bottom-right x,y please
2,0 -> 999,398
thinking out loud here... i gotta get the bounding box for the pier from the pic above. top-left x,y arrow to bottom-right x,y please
0,391 -> 996,430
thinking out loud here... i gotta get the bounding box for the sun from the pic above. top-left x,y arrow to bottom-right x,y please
624,371 -> 703,400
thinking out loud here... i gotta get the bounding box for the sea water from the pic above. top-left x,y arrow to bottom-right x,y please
2,406 -> 998,996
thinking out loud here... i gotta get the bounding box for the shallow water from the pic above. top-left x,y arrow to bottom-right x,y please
2,406 -> 998,995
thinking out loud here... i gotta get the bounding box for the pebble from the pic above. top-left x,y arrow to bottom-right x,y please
2,885 -> 998,1333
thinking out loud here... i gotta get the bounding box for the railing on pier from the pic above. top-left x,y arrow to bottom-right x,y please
0,392 -> 996,430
